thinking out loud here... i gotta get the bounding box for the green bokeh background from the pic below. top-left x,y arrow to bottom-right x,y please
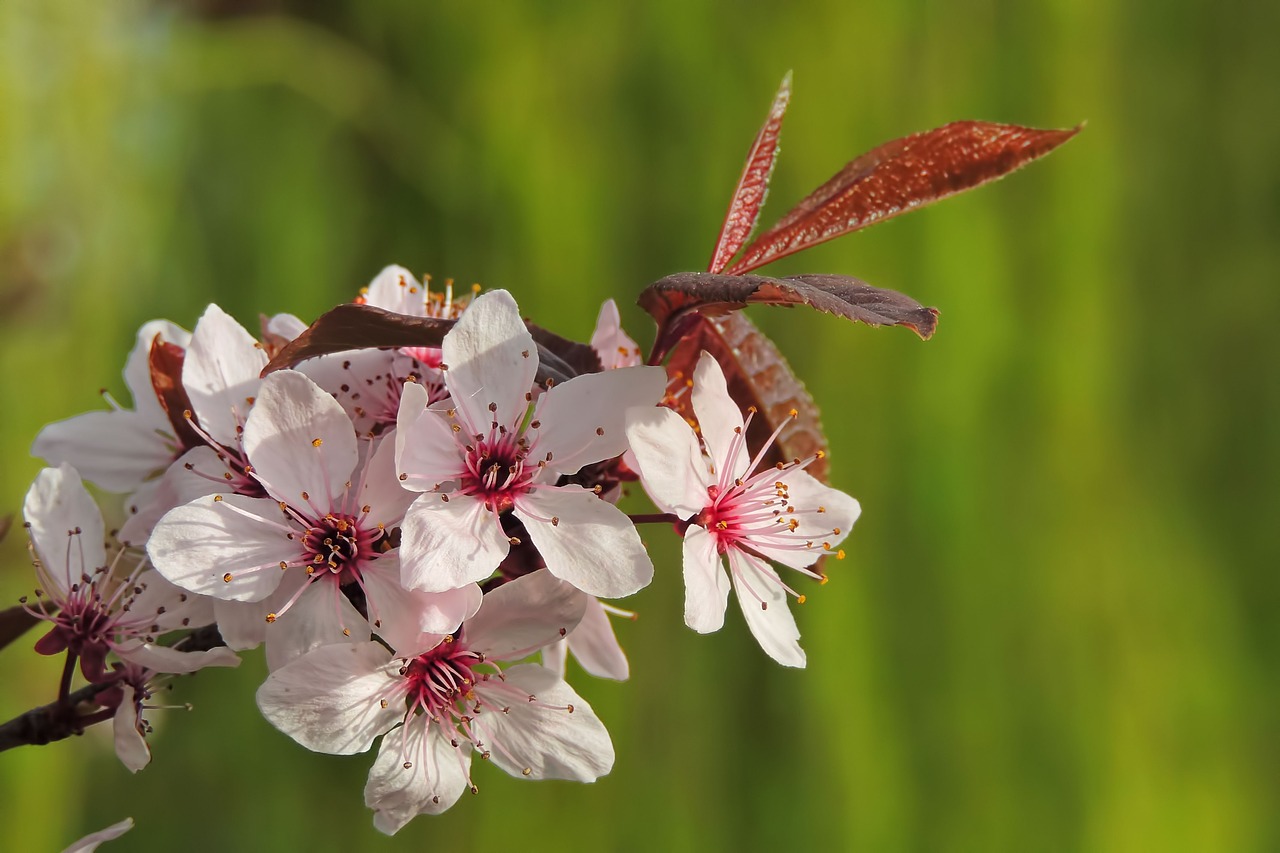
2,2 -> 1276,850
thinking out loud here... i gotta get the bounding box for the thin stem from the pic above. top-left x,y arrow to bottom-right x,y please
627,513 -> 683,526
58,651 -> 78,703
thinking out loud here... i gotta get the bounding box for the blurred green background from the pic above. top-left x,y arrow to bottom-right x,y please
2,1 -> 1277,850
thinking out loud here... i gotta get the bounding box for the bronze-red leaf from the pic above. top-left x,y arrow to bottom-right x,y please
640,271 -> 938,363
264,303 -> 600,385
149,336 -> 203,452
709,72 -> 792,274
727,121 -> 1081,274
261,303 -> 454,376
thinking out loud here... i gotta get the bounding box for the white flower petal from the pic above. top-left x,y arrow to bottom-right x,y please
517,486 -> 653,599
123,318 -> 190,427
61,817 -> 135,853
441,289 -> 536,436
365,722 -> 470,833
32,410 -> 175,493
623,405 -> 712,518
531,365 -> 666,476
541,640 -> 568,678
183,304 -> 267,446
243,370 -> 359,508
117,642 -> 240,675
363,265 -> 425,314
118,446 -> 230,547
265,313 -> 308,340
360,435 -> 416,525
682,525 -> 730,633
472,664 -> 613,782
394,382 -> 465,489
212,577 -> 305,651
256,641 -> 401,754
361,557 -> 480,653
112,685 -> 150,773
566,597 -> 630,681
23,465 -> 106,595
730,549 -> 805,668
463,570 -> 587,659
147,494 -> 297,602
264,581 -> 371,671
398,493 -> 508,592
691,352 -> 750,481
590,299 -> 642,370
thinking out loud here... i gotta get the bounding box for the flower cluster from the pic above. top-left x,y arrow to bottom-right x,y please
18,265 -> 859,833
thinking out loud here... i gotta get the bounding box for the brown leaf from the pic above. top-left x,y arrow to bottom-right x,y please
262,303 -> 455,376
727,121 -> 1081,274
640,271 -> 938,363
708,72 -> 791,274
666,313 -> 829,482
149,336 -> 203,452
264,303 -> 600,385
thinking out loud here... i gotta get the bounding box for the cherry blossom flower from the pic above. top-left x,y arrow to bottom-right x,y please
148,370 -> 478,669
395,289 -> 665,599
256,570 -> 613,833
22,464 -> 240,682
590,298 -> 642,370
33,320 -> 190,492
624,352 -> 861,667
301,265 -> 473,436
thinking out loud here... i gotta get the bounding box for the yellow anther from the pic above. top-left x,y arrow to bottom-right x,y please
311,438 -> 323,448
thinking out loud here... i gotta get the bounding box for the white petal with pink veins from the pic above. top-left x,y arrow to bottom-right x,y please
359,435 -> 416,525
531,365 -> 666,477
441,289 -> 536,438
256,640 -> 401,754
33,410 -> 176,494
624,406 -> 712,518
243,370 -> 359,508
463,570 -> 587,660
264,580 -> 371,672
23,465 -> 106,594
112,685 -> 150,773
395,382 -> 465,490
148,494 -> 298,602
730,549 -> 805,668
363,264 -> 425,314
365,723 -> 470,833
119,446 -> 230,546
517,486 -> 653,598
566,597 -> 630,681
183,304 -> 267,446
213,574 -> 305,651
691,352 -> 750,482
399,493 -> 509,593
681,525 -> 730,633
472,664 -> 614,782
361,557 -> 480,653
116,641 -> 240,675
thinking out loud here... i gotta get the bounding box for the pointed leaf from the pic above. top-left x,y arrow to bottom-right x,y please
149,336 -> 202,452
709,72 -> 792,274
665,313 -> 829,481
262,304 -> 455,376
728,121 -> 1081,274
640,271 -> 938,364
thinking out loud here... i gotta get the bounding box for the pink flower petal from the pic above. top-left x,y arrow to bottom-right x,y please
516,486 -> 653,598
463,570 -> 587,659
256,641 -> 401,754
32,411 -> 176,493
729,549 -> 805,668
365,722 -> 470,833
691,352 -> 750,481
440,289 -> 536,438
471,664 -> 614,781
399,493 -> 509,593
112,685 -> 150,773
23,465 -> 106,595
243,370 -> 359,509
681,525 -> 730,633
624,406 -> 712,518
394,382 -> 465,490
183,304 -> 267,446
566,597 -> 630,681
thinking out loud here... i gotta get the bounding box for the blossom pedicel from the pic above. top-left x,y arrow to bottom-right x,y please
2,76 -> 1078,837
